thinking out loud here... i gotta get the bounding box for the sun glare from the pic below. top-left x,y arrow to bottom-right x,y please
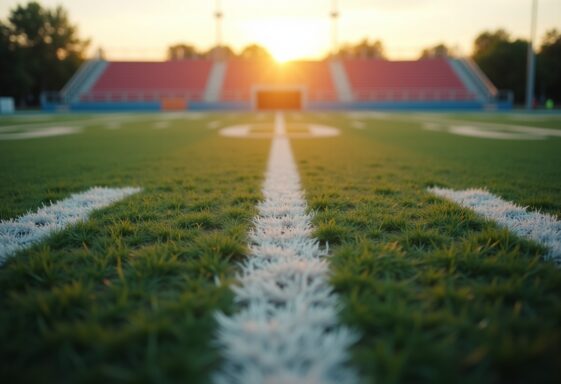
245,19 -> 328,63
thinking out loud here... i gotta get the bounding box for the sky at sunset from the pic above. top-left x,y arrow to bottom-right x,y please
1,0 -> 560,61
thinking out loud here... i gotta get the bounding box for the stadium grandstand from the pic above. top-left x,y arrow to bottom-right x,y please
47,56 -> 508,112
41,0 -> 512,112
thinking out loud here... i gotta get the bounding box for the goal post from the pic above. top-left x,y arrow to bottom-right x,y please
251,85 -> 307,110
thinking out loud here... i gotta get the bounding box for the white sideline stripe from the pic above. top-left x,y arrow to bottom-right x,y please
449,125 -> 544,140
351,120 -> 365,129
153,121 -> 170,129
0,126 -> 81,140
105,122 -> 121,130
220,123 -> 339,139
0,187 -> 141,265
214,113 -> 358,383
207,120 -> 221,129
429,187 -> 561,265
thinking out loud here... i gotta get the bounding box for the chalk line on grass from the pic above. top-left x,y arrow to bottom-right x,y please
105,122 -> 122,130
429,187 -> 561,265
419,116 -> 561,141
351,120 -> 365,129
0,187 -> 141,265
183,112 -> 207,120
449,125 -> 544,140
220,123 -> 339,139
207,120 -> 222,129
214,112 -> 358,383
0,126 -> 82,141
153,121 -> 170,129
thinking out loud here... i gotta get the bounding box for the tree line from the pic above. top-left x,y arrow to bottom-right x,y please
1,2 -> 560,106
0,2 -> 89,106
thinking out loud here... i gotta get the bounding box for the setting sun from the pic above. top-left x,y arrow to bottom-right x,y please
244,18 -> 329,62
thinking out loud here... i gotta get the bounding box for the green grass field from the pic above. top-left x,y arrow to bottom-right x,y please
1,111 -> 560,383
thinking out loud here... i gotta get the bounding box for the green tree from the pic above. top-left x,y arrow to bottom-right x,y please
239,44 -> 272,60
336,38 -> 385,59
0,21 -> 33,103
537,29 -> 561,103
204,45 -> 235,60
472,29 -> 527,103
420,43 -> 454,59
167,43 -> 200,60
0,2 -> 89,106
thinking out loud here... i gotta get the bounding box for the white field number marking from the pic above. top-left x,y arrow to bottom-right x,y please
105,122 -> 121,130
429,187 -> 561,265
182,112 -> 207,120
207,120 -> 221,129
153,121 -> 170,129
0,187 -> 141,264
0,126 -> 81,140
214,113 -> 357,383
219,123 -> 339,139
422,121 -> 561,141
351,120 -> 366,129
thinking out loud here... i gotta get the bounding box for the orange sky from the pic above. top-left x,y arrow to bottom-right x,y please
1,0 -> 560,61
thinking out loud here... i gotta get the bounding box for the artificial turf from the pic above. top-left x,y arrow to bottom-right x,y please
0,111 -> 560,383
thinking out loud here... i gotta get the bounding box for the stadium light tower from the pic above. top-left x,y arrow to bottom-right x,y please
214,0 -> 224,59
330,0 -> 339,57
525,0 -> 538,110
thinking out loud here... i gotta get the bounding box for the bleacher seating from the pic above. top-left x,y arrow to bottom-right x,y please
81,60 -> 212,102
66,57 -> 491,109
221,60 -> 337,102
343,58 -> 475,101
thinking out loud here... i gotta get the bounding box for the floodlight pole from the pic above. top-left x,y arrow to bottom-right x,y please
525,0 -> 538,110
215,0 -> 224,60
330,0 -> 339,57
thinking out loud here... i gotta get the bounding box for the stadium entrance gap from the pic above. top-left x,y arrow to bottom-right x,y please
252,85 -> 306,110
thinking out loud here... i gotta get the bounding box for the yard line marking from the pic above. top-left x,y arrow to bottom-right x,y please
207,120 -> 221,129
183,112 -> 207,120
429,187 -> 561,265
220,123 -> 339,139
351,120 -> 365,129
0,187 -> 141,265
0,114 -> 135,133
448,125 -> 544,140
0,126 -> 82,141
347,111 -> 390,120
153,121 -> 170,129
105,122 -> 121,130
214,112 -> 358,384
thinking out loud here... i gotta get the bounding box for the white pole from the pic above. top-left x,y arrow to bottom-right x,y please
525,0 -> 538,110
330,0 -> 339,57
215,0 -> 223,59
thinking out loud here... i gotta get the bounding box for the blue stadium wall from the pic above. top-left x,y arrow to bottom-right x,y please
42,100 -> 512,112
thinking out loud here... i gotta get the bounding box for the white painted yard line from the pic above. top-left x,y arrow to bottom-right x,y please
207,120 -> 221,129
429,187 -> 561,265
183,112 -> 207,120
153,121 -> 170,129
0,126 -> 82,140
0,114 -> 135,133
416,116 -> 561,138
214,112 -> 357,384
351,120 -> 365,129
105,122 -> 121,130
0,187 -> 141,265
